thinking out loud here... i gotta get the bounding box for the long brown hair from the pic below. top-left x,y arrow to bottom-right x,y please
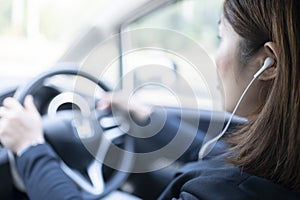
224,0 -> 300,191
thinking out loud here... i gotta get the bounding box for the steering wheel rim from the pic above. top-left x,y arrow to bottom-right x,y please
8,67 -> 135,199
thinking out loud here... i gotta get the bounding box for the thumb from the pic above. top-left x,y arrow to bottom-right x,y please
24,95 -> 39,114
97,93 -> 112,110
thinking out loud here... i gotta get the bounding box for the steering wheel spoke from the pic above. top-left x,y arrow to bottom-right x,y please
60,160 -> 105,195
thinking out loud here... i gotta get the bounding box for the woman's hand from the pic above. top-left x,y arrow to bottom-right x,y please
98,92 -> 152,122
0,96 -> 44,155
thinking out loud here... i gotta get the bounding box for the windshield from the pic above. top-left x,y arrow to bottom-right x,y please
0,0 -> 114,80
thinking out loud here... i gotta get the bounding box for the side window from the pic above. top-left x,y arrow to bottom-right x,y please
121,0 -> 223,109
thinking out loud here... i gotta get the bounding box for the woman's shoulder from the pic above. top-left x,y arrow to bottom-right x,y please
159,155 -> 300,200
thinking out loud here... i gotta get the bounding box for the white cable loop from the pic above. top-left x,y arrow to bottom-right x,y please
198,76 -> 256,159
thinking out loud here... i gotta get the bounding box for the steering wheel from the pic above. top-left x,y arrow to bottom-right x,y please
7,68 -> 135,199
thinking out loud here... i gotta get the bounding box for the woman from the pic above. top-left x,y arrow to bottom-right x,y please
0,0 -> 300,199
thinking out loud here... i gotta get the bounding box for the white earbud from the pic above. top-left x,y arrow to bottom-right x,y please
254,57 -> 275,78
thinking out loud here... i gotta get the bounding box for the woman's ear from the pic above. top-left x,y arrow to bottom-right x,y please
258,42 -> 279,81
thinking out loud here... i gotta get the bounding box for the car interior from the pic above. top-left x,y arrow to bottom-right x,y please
0,0 -> 247,199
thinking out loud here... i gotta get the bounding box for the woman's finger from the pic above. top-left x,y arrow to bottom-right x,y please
2,97 -> 23,110
24,95 -> 39,114
97,93 -> 112,110
0,107 -> 8,118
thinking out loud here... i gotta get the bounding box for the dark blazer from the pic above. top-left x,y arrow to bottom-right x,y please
16,144 -> 300,200
17,144 -> 83,200
158,154 -> 300,200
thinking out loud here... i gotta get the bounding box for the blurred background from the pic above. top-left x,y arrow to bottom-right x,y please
0,0 -> 222,75
0,0 -> 224,109
0,0 -> 110,78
